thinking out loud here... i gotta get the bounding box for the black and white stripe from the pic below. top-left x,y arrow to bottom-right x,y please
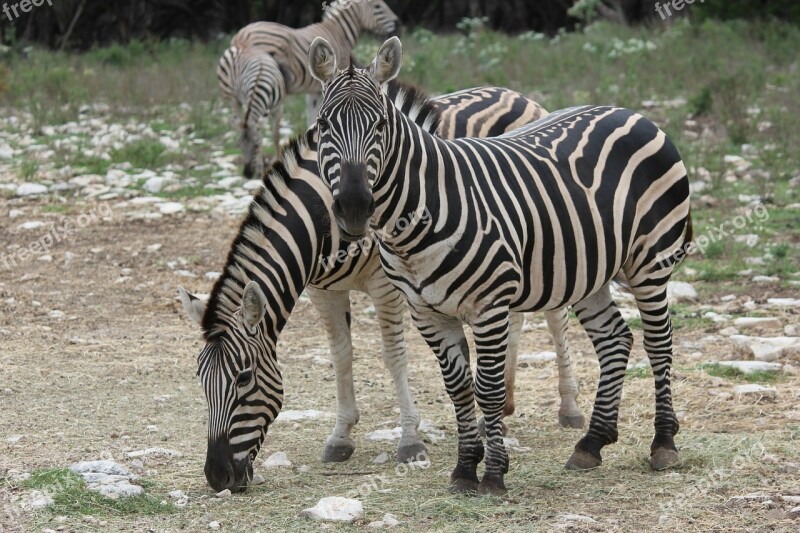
180,82 -> 584,493
309,37 -> 693,496
218,0 -> 399,178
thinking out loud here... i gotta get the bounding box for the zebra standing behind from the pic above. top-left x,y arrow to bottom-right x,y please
309,37 -> 692,496
218,0 -> 400,179
178,83 -> 585,493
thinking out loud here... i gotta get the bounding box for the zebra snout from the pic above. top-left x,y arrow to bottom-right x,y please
205,438 -> 240,492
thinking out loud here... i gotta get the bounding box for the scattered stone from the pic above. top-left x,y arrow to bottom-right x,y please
168,489 -> 189,507
721,294 -> 737,302
725,492 -> 771,507
205,271 -> 222,281
159,202 -> 185,215
753,275 -> 779,283
785,325 -> 799,337
37,254 -> 53,262
242,180 -> 263,191
734,384 -> 778,399
517,351 -> 557,366
126,448 -> 182,459
146,243 -> 162,253
26,490 -> 55,510
418,420 -> 445,443
789,505 -> 800,516
730,335 -> 800,362
300,497 -> 364,523
175,270 -> 196,278
9,209 -> 24,218
69,461 -> 143,499
275,409 -> 335,422
6,434 -> 23,443
382,514 -> 400,527
719,327 -> 739,337
667,281 -> 697,303
263,451 -> 292,468
558,513 -> 597,523
251,473 -> 265,485
143,176 -> 170,194
208,521 -> 220,530
733,317 -> 782,330
372,452 -> 390,464
734,234 -> 759,247
16,183 -> 48,196
717,361 -> 782,374
216,489 -> 231,499
17,220 -> 46,230
767,298 -> 800,308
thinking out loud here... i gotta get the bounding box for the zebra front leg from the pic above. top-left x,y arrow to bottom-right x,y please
566,285 -> 633,470
412,309 -> 483,494
472,309 -> 511,496
544,309 -> 584,429
630,283 -> 680,470
369,282 -> 427,463
306,287 -> 359,462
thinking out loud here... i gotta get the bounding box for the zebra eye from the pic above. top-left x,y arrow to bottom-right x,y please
317,117 -> 329,132
236,369 -> 253,388
376,117 -> 387,132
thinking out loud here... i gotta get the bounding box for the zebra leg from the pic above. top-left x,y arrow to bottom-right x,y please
472,310 -> 511,496
565,285 -> 633,470
306,93 -> 321,127
368,280 -> 428,463
270,102 -> 284,161
240,116 -> 264,180
306,287 -> 359,463
412,309 -> 483,494
544,309 -> 585,429
476,311 -> 520,438
630,283 -> 680,470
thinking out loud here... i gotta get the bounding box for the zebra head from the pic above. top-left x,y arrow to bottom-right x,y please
179,281 -> 282,493
308,36 -> 402,240
326,0 -> 401,37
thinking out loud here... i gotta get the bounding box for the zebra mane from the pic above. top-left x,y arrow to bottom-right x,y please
383,80 -> 441,134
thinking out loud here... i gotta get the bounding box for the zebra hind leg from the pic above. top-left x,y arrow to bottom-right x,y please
413,309 -> 483,494
306,288 -> 359,463
369,282 -> 428,463
630,282 -> 680,470
543,309 -> 585,429
565,285 -> 633,470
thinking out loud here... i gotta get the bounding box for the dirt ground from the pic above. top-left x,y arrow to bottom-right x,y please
1,204 -> 799,532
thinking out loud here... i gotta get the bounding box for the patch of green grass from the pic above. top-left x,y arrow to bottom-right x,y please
626,366 -> 650,380
40,204 -> 67,213
626,317 -> 642,329
17,159 -> 39,181
110,138 -> 166,169
701,363 -> 780,383
23,468 -> 172,518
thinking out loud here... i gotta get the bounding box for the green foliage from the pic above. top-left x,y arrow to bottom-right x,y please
111,138 -> 166,169
17,159 -> 39,181
701,363 -> 780,383
693,0 -> 800,24
689,86 -> 713,117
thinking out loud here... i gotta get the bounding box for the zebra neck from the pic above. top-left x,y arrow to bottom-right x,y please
319,4 -> 362,50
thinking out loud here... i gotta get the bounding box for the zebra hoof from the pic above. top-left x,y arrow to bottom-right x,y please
321,443 -> 356,463
558,413 -> 585,429
477,474 -> 507,497
649,448 -> 679,471
565,449 -> 602,470
477,417 -> 508,438
448,478 -> 479,495
397,441 -> 429,464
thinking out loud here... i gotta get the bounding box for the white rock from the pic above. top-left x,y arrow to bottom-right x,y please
0,145 -> 12,159
368,521 -> 386,529
419,420 -> 445,443
9,209 -> 24,218
242,179 -> 263,191
734,384 -> 778,398
70,461 -> 133,477
146,243 -> 162,253
218,176 -> 243,189
168,489 -> 185,500
517,351 -> 557,366
734,234 -> 759,247
372,452 -> 390,464
158,202 -> 184,215
767,298 -> 800,308
366,427 -> 403,441
216,489 -> 231,499
667,281 -> 697,303
382,513 -> 400,527
143,176 -> 170,193
789,505 -> 800,515
69,461 -> 143,499
251,473 -> 266,485
703,311 -> 729,324
558,513 -> 597,523
785,325 -> 799,337
175,270 -> 196,278
208,521 -> 220,530
721,294 -> 736,302
16,183 -> 48,196
205,271 -> 222,281
5,434 -> 23,443
753,275 -> 779,283
126,447 -> 182,459
17,220 -> 46,230
300,497 -> 364,522
48,310 -> 65,319
27,490 -> 54,510
275,409 -> 334,422
717,361 -> 782,374
263,451 -> 292,468
733,317 -> 782,330
730,335 -> 800,362
37,254 -> 53,262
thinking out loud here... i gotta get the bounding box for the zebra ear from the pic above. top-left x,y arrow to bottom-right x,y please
241,280 -> 267,333
308,37 -> 338,85
370,36 -> 402,85
179,287 -> 207,326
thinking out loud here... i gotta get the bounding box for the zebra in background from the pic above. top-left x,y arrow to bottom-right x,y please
179,82 -> 584,493
217,46 -> 286,180
308,37 -> 693,496
218,0 -> 400,179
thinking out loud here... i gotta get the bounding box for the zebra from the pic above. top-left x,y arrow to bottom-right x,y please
217,46 -> 286,180
307,36 -> 693,496
179,82 -> 585,493
218,0 -> 400,179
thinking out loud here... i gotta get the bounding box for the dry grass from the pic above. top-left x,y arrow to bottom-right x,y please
0,208 -> 798,532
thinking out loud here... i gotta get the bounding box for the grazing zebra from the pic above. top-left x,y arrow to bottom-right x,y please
217,46 -> 286,180
179,83 -> 584,493
308,37 -> 693,495
218,0 -> 400,179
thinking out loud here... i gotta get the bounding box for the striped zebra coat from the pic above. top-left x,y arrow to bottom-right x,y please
309,37 -> 693,496
179,82 -> 583,493
218,0 -> 399,179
